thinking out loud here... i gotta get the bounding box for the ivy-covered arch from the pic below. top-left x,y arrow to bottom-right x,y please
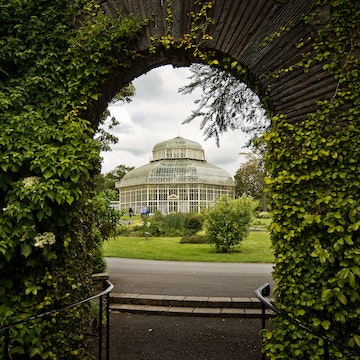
1,0 -> 359,358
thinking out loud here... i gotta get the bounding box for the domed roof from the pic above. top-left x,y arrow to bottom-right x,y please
118,137 -> 234,188
153,136 -> 204,152
151,136 -> 205,162
119,159 -> 234,187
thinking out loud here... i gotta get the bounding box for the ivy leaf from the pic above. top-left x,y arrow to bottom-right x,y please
21,244 -> 32,258
321,288 -> 332,302
0,163 -> 9,171
348,271 -> 357,289
43,170 -> 54,179
321,320 -> 331,330
336,292 -> 347,305
29,347 -> 42,358
354,335 -> 360,347
351,267 -> 360,277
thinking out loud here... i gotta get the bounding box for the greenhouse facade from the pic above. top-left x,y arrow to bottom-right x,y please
115,137 -> 235,214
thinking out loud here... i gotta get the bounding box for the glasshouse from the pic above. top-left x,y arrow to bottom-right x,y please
115,137 -> 235,214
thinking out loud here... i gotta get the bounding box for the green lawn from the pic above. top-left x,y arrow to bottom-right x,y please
103,231 -> 274,263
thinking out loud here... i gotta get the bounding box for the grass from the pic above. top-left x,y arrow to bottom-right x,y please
103,231 -> 274,263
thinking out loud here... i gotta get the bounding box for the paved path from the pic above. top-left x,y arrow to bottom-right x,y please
103,258 -> 275,360
105,258 -> 275,298
108,313 -> 266,360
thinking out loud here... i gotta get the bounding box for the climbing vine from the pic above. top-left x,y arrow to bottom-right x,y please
1,0 -> 359,358
149,0 -> 215,62
0,0 -> 145,357
261,0 -> 360,358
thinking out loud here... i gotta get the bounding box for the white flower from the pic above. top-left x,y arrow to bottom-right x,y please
34,232 -> 56,248
22,176 -> 40,188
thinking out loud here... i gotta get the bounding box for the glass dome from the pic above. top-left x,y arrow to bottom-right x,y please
151,137 -> 205,161
116,137 -> 235,214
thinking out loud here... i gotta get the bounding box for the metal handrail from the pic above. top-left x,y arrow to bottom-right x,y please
255,283 -> 360,359
1,280 -> 114,360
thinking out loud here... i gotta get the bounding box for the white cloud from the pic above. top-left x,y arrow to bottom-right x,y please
100,65 -> 251,177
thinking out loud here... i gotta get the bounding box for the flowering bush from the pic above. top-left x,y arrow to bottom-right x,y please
0,1 -> 144,357
34,232 -> 56,248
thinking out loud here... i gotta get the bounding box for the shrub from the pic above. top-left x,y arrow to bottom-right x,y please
180,234 -> 210,244
257,211 -> 271,219
163,212 -> 186,235
116,224 -> 132,236
93,193 -> 123,241
205,195 -> 257,253
146,212 -> 188,236
148,221 -> 166,236
184,214 -> 204,234
121,212 -> 201,237
91,230 -> 107,274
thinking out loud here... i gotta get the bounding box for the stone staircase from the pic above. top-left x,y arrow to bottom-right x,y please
110,293 -> 274,318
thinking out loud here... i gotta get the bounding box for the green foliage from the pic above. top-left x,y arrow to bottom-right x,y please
164,213 -> 187,235
94,164 -> 134,200
180,233 -> 210,244
105,164 -> 135,186
0,0 -> 145,357
179,64 -> 269,146
93,193 -> 123,241
261,1 -> 360,357
148,212 -> 186,236
96,84 -> 136,151
184,213 -> 205,235
147,221 -> 165,237
257,212 -> 271,219
91,193 -> 123,273
149,0 -> 215,62
234,152 -> 269,211
1,0 -> 359,358
92,230 -> 107,274
205,195 -> 257,253
126,212 -> 205,237
146,212 -> 165,236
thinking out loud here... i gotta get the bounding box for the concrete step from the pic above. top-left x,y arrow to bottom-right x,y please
110,293 -> 270,309
110,303 -> 273,317
109,293 -> 274,318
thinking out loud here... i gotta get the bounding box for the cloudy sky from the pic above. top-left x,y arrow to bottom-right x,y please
100,65 -> 252,178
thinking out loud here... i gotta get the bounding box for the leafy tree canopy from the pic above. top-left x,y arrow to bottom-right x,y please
94,164 -> 134,200
234,152 -> 268,212
96,84 -> 136,151
178,64 -> 270,146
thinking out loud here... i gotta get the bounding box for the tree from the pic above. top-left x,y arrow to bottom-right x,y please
178,64 -> 269,146
95,84 -> 136,151
234,152 -> 268,212
94,164 -> 134,200
105,164 -> 135,186
92,164 -> 134,272
205,195 -> 257,253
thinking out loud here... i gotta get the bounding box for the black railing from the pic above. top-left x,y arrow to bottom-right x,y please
0,280 -> 114,360
255,283 -> 360,360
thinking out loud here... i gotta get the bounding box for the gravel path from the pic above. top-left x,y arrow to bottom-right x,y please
108,312 -> 267,360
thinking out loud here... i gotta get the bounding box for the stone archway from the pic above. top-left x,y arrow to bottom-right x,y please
1,1 -> 358,358
84,2 -> 359,358
88,0 -> 336,125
